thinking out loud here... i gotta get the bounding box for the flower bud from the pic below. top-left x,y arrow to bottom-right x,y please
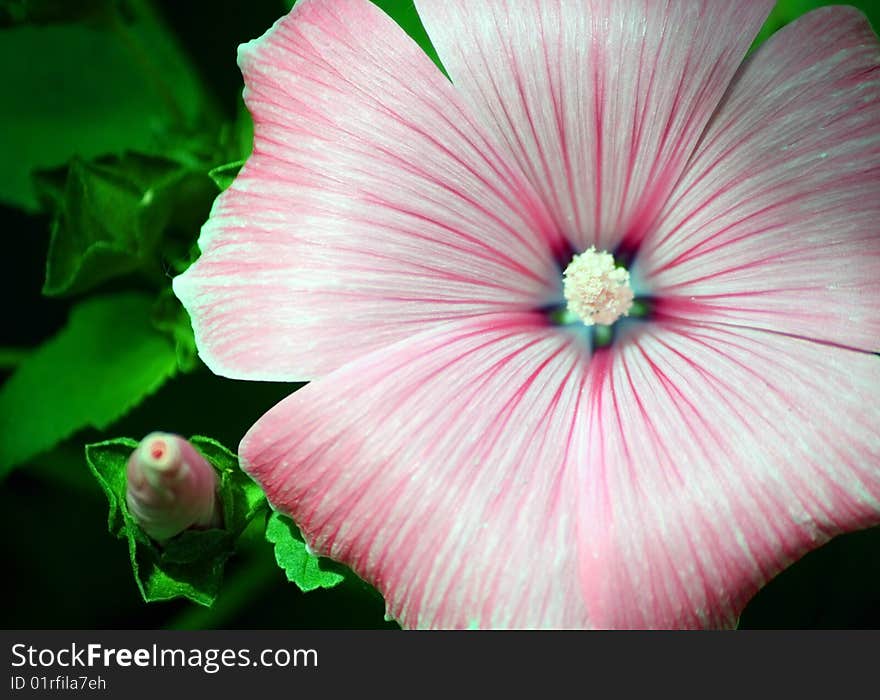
126,433 -> 220,541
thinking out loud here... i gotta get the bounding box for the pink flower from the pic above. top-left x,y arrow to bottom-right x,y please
126,433 -> 220,540
173,1 -> 880,628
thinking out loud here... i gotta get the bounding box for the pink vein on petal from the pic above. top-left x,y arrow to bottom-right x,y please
242,311 -> 880,629
173,0 -> 564,381
577,321 -> 880,628
638,7 -> 880,351
415,0 -> 773,253
241,313 -> 593,629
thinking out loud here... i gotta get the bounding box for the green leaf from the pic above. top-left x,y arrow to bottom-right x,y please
0,0 -> 114,27
38,153 -> 215,296
0,0 -> 216,210
0,293 -> 177,475
207,160 -> 246,192
0,346 -> 29,369
86,435 -> 268,606
266,511 -> 346,592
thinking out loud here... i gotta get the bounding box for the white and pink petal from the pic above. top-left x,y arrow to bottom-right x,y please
638,7 -> 880,352
174,0 -> 563,382
241,312 -> 880,629
242,313 -> 592,629
415,0 -> 773,253
579,322 -> 880,628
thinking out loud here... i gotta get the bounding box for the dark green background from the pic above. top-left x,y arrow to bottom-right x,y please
2,0 -> 878,629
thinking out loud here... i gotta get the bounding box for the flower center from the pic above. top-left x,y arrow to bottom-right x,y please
562,246 -> 634,326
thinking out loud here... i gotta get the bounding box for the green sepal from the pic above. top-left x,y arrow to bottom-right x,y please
265,511 -> 346,592
207,160 -> 246,192
204,95 -> 253,194
85,435 -> 268,607
189,436 -> 267,535
151,288 -> 198,372
37,152 -> 215,297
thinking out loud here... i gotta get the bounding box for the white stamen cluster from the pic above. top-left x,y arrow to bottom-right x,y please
562,246 -> 634,326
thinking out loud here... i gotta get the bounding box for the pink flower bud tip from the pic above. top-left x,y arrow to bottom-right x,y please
126,433 -> 221,541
